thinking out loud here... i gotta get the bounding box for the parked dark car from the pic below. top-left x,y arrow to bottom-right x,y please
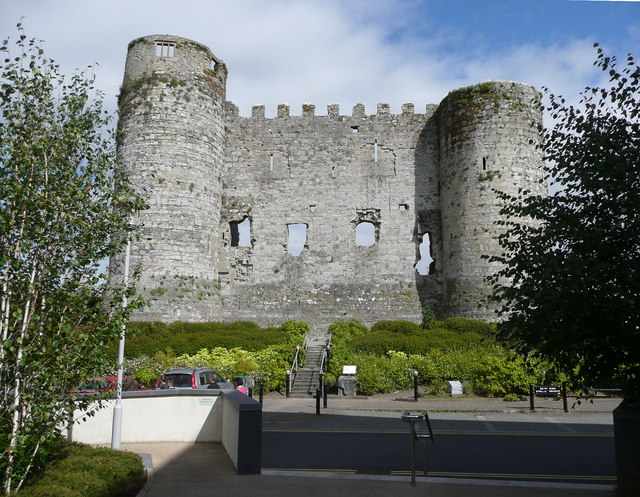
155,368 -> 233,390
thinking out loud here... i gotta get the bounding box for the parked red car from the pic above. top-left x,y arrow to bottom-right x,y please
72,377 -> 117,394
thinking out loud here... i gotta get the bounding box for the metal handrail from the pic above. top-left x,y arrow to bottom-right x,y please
319,346 -> 328,372
401,411 -> 435,486
287,334 -> 308,396
291,346 -> 301,376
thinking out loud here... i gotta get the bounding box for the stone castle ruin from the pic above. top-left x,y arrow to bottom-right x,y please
111,35 -> 546,327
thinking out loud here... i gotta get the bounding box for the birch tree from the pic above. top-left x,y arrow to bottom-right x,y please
0,25 -> 146,493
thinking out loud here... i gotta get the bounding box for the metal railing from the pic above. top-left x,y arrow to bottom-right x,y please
401,411 -> 435,486
286,334 -> 308,397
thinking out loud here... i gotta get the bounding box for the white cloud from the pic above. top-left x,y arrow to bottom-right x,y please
0,0 -> 632,120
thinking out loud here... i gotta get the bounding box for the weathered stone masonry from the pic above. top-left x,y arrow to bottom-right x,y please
111,35 -> 546,327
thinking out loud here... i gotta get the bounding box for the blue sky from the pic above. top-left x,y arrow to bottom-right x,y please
2,0 -> 638,117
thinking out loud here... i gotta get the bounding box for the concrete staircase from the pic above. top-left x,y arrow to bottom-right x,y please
289,331 -> 330,397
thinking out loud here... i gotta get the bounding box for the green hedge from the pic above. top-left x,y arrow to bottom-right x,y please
120,321 -> 309,390
323,317 -> 555,397
438,317 -> 495,335
121,321 -> 294,358
349,327 -> 492,356
16,443 -> 144,497
370,320 -> 422,335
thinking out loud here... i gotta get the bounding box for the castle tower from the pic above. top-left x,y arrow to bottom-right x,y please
437,82 -> 545,320
113,35 -> 227,321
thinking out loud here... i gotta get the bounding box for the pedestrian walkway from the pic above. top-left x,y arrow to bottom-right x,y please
261,390 -> 621,416
128,392 -> 619,496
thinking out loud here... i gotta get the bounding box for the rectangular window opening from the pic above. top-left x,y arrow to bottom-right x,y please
229,217 -> 252,247
155,42 -> 175,57
287,224 -> 307,256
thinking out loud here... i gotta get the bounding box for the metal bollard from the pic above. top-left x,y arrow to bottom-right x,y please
413,370 -> 419,402
562,382 -> 568,413
259,382 -> 264,404
323,380 -> 328,408
529,384 -> 535,412
315,388 -> 321,415
286,370 -> 291,398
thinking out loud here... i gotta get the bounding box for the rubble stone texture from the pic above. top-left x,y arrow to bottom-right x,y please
111,35 -> 546,327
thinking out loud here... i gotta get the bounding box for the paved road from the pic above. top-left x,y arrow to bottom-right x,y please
262,412 -> 616,485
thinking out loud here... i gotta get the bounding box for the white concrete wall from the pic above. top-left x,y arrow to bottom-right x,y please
70,393 -> 223,444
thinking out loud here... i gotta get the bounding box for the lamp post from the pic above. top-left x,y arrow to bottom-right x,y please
111,240 -> 130,450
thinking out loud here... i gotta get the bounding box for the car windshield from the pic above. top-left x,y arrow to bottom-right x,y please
165,373 -> 192,388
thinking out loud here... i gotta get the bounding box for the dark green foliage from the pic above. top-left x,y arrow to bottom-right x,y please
122,321 -> 289,357
326,319 -> 369,385
15,443 -> 145,497
370,320 -> 422,335
439,317 -> 495,336
0,430 -> 63,495
349,327 -> 490,356
487,45 -> 640,400
421,306 -> 436,329
325,316 -> 547,397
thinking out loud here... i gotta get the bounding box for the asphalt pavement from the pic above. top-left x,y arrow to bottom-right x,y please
128,392 -> 620,497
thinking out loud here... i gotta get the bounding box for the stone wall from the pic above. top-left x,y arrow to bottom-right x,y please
438,82 -> 546,320
218,103 -> 440,326
113,35 -> 545,327
112,35 -> 226,321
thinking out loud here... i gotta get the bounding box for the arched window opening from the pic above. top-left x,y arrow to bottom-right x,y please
287,224 -> 307,256
416,233 -> 434,275
356,222 -> 376,247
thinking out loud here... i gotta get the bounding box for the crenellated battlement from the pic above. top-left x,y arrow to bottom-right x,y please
225,101 -> 437,119
115,34 -> 545,327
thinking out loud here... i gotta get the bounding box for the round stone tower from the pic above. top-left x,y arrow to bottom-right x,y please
113,35 -> 227,321
437,81 -> 545,320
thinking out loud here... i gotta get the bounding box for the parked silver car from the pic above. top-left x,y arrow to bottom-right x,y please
155,368 -> 232,390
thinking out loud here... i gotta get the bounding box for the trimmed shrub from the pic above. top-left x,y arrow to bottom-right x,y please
349,327 -> 491,356
16,443 -> 144,497
472,353 -> 546,396
370,320 -> 422,335
350,353 -> 413,395
280,321 -> 310,343
121,321 -> 300,358
439,317 -> 495,335
327,319 -> 369,382
328,319 -> 368,343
